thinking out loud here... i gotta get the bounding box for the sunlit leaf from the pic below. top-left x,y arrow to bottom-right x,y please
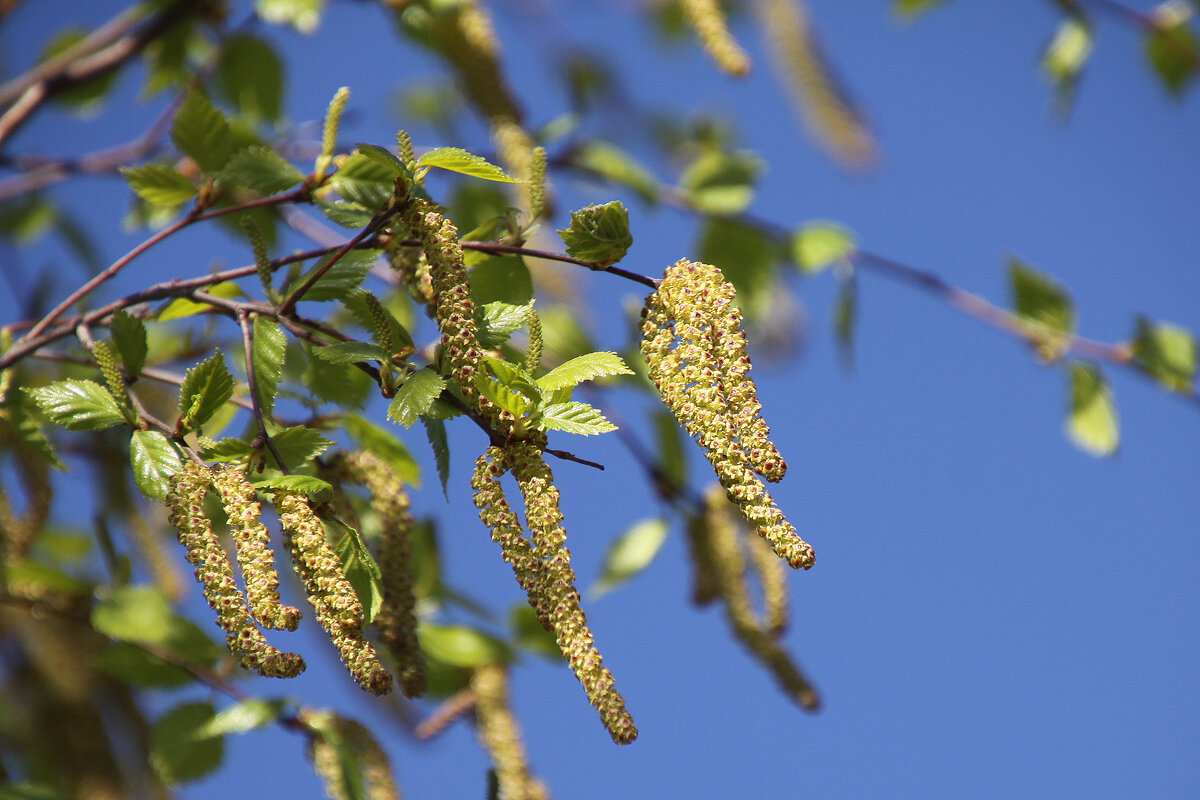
220,146 -> 305,195
1009,257 -> 1075,334
251,316 -> 287,418
592,517 -> 670,596
171,90 -> 235,174
536,401 -> 616,435
557,201 -> 633,265
92,585 -> 176,645
157,282 -> 244,321
312,341 -> 392,364
251,474 -> 333,497
329,517 -> 384,623
388,369 -> 447,427
110,309 -> 147,377
1066,362 -> 1119,457
416,147 -> 519,182
25,379 -> 126,431
679,150 -> 761,215
119,164 -> 197,207
256,0 -> 325,34
179,350 -> 234,430
287,250 -> 377,302
418,623 -> 512,667
1132,317 -> 1198,392
267,426 -> 332,470
792,221 -> 855,273
537,352 -> 633,392
201,699 -> 288,737
130,430 -> 184,500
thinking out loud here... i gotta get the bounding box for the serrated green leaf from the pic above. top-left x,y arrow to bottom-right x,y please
110,309 -> 147,377
288,250 -> 377,302
508,604 -> 560,659
252,316 -> 286,418
1009,257 -> 1075,334
179,350 -> 234,430
679,150 -> 761,215
592,517 -> 669,596
572,140 -> 660,203
313,341 -> 392,364
92,585 -> 175,645
171,90 -> 235,174
25,379 -> 126,431
251,474 -> 332,497
329,517 -> 383,623
1145,9 -> 1200,96
1132,317 -> 1198,392
388,369 -> 446,427
201,699 -> 288,737
342,413 -> 421,486
150,702 -> 224,786
469,255 -> 533,305
119,164 -> 197,207
317,199 -> 376,229
268,426 -> 332,470
417,147 -> 519,182
130,430 -> 184,500
475,374 -> 533,417
418,623 -> 512,667
215,35 -> 283,123
557,201 -> 633,265
536,401 -> 617,435
201,437 -> 254,463
476,301 -> 533,348
1067,362 -> 1119,457
157,282 -> 244,321
537,351 -> 633,392
220,146 -> 305,195
422,416 -> 450,498
256,0 -> 324,33
792,221 -> 856,274
330,152 -> 395,208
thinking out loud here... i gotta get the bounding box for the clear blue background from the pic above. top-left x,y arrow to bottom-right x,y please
3,2 -> 1199,798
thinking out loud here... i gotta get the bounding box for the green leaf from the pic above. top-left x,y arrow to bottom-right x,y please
150,702 -> 224,786
679,150 -> 761,215
834,275 -> 858,366
416,147 -> 519,182
329,517 -> 384,623
215,35 -> 284,123
699,217 -> 777,318
476,301 -> 533,348
92,585 -> 175,645
355,142 -> 408,176
508,604 -> 560,660
1067,362 -> 1119,457
893,0 -> 949,18
171,90 -> 235,174
251,474 -> 332,497
302,345 -> 372,409
418,623 -> 512,667
267,426 -> 332,470
119,164 -> 197,207
25,379 -> 126,431
537,352 -> 633,392
288,250 -> 377,302
220,146 -> 306,195
201,698 -> 288,737
1009,257 -> 1075,334
388,370 -> 447,427
792,221 -> 856,274
256,0 -> 324,34
342,413 -> 421,486
4,391 -> 66,470
469,256 -> 533,305
1145,7 -> 1200,96
110,310 -> 147,377
312,341 -> 392,364
422,416 -> 450,498
571,141 -> 660,204
201,437 -> 254,464
536,401 -> 617,435
475,375 -> 533,417
1132,317 -> 1198,392
157,282 -> 243,321
317,199 -> 376,229
130,430 -> 184,500
179,350 -> 234,430
557,201 -> 633,265
92,643 -> 193,688
330,152 -> 396,208
252,316 -> 287,418
6,561 -> 90,599
1043,17 -> 1093,84
41,29 -> 119,109
592,517 -> 669,596
653,408 -> 688,490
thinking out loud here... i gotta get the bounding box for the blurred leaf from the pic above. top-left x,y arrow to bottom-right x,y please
220,146 -> 306,195
508,604 -> 559,659
418,623 -> 512,667
1009,257 -> 1075,334
537,352 -> 632,392
1145,4 -> 1200,96
25,379 -> 125,431
215,35 -> 284,123
0,783 -> 73,800
201,437 -> 254,464
41,29 -> 119,109
130,430 -> 184,500
329,517 -> 384,623
302,345 -> 371,408
119,164 -> 197,207
536,401 -> 616,435
342,291 -> 414,353
256,0 -> 325,34
287,250 -> 377,302
469,256 -> 532,305
0,196 -> 56,244
150,702 -> 224,786
317,199 -> 375,229
92,643 -> 193,688
422,416 -> 450,498
417,147 -> 519,182
1066,362 -> 1119,457
792,221 -> 855,273
342,413 -> 421,486
179,350 -> 234,430
388,369 -> 447,427
171,90 -> 235,174
3,391 -> 65,470
653,409 -> 688,490
557,201 -> 632,265
893,0 -> 950,18
571,141 -> 660,203
1132,317 -> 1198,392
1042,16 -> 1093,98
679,150 -> 761,215
267,426 -> 332,469
201,699 -> 288,737
312,341 -> 392,364
834,276 -> 858,367
6,560 -> 89,598
539,307 -> 595,362
157,282 -> 244,321
92,585 -> 175,645
110,310 -> 147,377
699,217 -> 777,317
252,316 -> 287,418
592,518 -> 669,596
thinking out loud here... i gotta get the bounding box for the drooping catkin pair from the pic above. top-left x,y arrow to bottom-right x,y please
471,443 -> 637,745
641,259 -> 815,570
165,463 -> 393,694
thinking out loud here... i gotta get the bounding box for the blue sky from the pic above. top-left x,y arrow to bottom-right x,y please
4,1 -> 1200,798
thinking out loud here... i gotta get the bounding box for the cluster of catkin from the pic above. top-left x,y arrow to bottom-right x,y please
165,463 -> 392,694
472,443 -> 637,745
641,259 -> 815,570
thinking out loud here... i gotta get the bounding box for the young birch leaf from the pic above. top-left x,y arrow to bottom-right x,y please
150,702 -> 225,786
469,256 -> 533,305
421,416 -> 450,498
792,221 -> 856,273
355,142 -> 408,176
1067,362 -> 1119,457
251,475 -> 332,497
474,375 -> 533,417
179,350 -> 234,430
267,426 -> 332,469
592,518 -> 670,597
288,250 -> 377,302
110,309 -> 147,377
894,0 -> 950,18
509,604 -> 560,660
416,147 -> 519,183
329,517 -> 384,623
252,317 -> 286,418
1009,257 -> 1075,334
312,341 -> 392,364
1132,317 -> 1198,392
388,370 -> 447,427
1042,16 -> 1093,108
1144,7 -> 1200,97
5,392 -> 66,470
25,379 -> 127,431
331,153 -> 399,208
536,351 -> 633,392
200,699 -> 288,737
214,35 -> 283,123
317,199 -> 375,229
157,282 -> 244,322
679,150 -> 761,215
475,301 -> 533,348
171,90 -> 235,174
417,623 -> 512,667
557,201 -> 633,265
130,430 -> 184,500
220,146 -> 305,195
201,437 -> 254,464
572,140 -> 660,204
119,164 -> 197,207
92,585 -> 175,645
536,401 -> 617,435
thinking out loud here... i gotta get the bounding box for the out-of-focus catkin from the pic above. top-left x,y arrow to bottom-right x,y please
681,0 -> 752,77
471,665 -> 549,800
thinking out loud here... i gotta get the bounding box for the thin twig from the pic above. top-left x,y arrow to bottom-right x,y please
278,216 -> 389,315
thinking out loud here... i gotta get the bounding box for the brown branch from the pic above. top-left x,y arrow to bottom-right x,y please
278,215 -> 389,315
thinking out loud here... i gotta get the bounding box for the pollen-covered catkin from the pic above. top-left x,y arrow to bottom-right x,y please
641,259 -> 814,569
681,0 -> 752,77
471,665 -> 549,800
166,464 -> 304,678
275,491 -> 393,695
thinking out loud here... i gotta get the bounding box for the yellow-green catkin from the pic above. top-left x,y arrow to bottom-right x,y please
641,259 -> 814,570
681,0 -> 752,77
210,465 -> 301,631
508,442 -> 637,745
306,711 -> 400,800
471,665 -> 549,800
275,491 -> 393,695
329,450 -> 425,698
166,464 -> 305,678
91,340 -> 126,405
